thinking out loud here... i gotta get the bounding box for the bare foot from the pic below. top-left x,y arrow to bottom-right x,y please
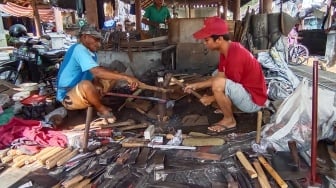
97,106 -> 116,124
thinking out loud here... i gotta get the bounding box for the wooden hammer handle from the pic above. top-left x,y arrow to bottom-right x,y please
138,82 -> 171,93
56,149 -> 79,166
122,142 -> 146,148
170,77 -> 202,99
62,175 -> 84,188
288,140 -> 300,167
256,111 -> 263,144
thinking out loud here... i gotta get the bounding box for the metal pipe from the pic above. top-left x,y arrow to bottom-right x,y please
83,106 -> 93,153
311,59 -> 318,184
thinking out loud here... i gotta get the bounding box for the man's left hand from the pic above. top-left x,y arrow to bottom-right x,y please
200,95 -> 215,106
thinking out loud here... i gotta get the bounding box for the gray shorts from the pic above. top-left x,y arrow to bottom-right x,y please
225,79 -> 262,112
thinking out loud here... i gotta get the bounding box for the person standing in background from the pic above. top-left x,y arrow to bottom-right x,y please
142,0 -> 171,37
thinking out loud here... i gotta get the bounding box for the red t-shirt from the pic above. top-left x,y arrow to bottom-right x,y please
218,42 -> 267,106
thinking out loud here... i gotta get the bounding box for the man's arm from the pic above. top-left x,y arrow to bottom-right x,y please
90,66 -> 139,85
141,17 -> 159,27
184,71 -> 224,92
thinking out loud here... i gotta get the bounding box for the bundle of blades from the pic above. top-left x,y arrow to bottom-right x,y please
98,146 -> 123,165
154,165 -> 212,183
220,157 -> 254,188
125,147 -> 140,166
195,140 -> 253,162
65,157 -> 95,177
61,157 -> 95,187
105,163 -> 130,179
62,161 -> 106,188
232,155 -> 256,188
204,165 -> 227,187
66,151 -> 96,164
98,164 -> 131,187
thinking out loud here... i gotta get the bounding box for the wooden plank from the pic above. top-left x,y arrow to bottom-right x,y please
236,151 -> 258,179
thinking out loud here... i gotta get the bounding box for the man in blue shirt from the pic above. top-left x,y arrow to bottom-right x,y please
56,25 -> 140,123
142,0 -> 171,37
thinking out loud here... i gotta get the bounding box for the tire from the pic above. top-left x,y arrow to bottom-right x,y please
288,44 -> 309,66
0,66 -> 23,85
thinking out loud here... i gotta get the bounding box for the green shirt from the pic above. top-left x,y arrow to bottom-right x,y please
143,4 -> 171,33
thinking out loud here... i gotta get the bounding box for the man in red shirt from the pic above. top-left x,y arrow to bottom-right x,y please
184,17 -> 268,132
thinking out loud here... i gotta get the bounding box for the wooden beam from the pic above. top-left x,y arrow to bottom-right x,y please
84,0 -> 99,27
233,0 -> 240,20
135,0 -> 141,31
222,0 -> 228,20
262,0 -> 272,14
31,0 -> 42,37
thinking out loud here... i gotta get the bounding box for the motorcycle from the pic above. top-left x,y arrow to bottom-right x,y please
0,36 -> 65,92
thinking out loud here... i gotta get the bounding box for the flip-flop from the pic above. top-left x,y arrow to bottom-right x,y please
97,111 -> 116,124
207,124 -> 236,135
213,109 -> 223,114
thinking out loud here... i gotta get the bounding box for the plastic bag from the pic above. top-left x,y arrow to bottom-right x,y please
261,78 -> 336,151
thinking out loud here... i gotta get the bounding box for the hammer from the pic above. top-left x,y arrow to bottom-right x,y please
170,77 -> 203,99
138,82 -> 174,93
105,92 -> 175,108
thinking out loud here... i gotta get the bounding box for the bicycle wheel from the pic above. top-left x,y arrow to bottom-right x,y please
288,44 -> 309,66
0,66 -> 23,85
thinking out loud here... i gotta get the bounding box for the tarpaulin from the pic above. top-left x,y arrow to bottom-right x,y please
0,2 -> 54,22
0,117 -> 67,149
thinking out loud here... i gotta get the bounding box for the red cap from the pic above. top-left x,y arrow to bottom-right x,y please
193,17 -> 229,39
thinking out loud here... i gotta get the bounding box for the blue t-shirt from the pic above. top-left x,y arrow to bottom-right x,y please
56,43 -> 99,102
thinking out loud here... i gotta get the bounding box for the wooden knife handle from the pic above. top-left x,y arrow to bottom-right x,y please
56,149 -> 79,166
62,175 -> 84,188
288,140 -> 300,167
74,179 -> 91,188
138,82 -> 170,93
122,142 -> 146,148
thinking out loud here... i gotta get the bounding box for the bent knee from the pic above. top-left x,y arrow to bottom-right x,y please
212,77 -> 226,92
78,80 -> 95,91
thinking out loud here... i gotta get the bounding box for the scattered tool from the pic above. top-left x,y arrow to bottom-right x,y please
105,92 -> 175,108
271,141 -> 309,181
138,82 -> 174,93
255,111 -> 263,144
258,155 -> 288,188
62,165 -> 105,188
118,89 -> 143,111
252,159 -> 271,188
236,151 -> 258,179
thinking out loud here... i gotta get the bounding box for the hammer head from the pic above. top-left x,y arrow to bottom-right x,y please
166,100 -> 175,108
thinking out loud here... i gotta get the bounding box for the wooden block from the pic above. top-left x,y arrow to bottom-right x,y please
182,137 -> 225,146
57,149 -> 79,166
39,147 -> 63,164
236,151 -> 258,179
253,159 -> 271,188
258,156 -> 288,188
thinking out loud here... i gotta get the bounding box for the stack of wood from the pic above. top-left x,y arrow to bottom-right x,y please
0,147 -> 78,169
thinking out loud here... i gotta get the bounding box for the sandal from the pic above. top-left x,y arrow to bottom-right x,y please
207,123 -> 236,135
97,111 -> 117,124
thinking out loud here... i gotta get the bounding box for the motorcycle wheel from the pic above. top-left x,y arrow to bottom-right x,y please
0,66 -> 23,85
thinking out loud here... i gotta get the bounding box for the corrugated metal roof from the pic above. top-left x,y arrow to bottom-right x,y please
141,0 -> 252,10
0,2 -> 54,21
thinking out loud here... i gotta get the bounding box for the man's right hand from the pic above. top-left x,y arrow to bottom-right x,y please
125,76 -> 140,91
184,84 -> 198,93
